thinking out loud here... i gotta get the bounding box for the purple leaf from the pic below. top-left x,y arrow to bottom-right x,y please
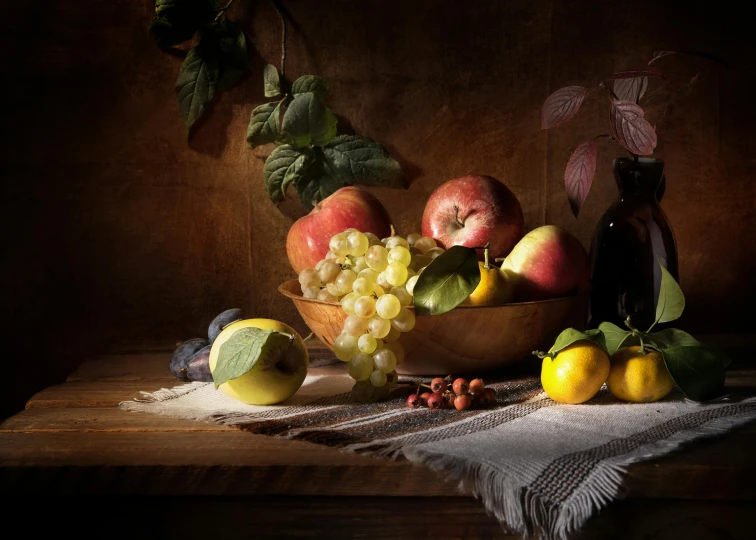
541,86 -> 588,130
564,140 -> 598,218
607,67 -> 663,80
609,100 -> 657,156
612,77 -> 648,103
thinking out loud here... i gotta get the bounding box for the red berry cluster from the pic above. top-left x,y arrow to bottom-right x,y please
407,377 -> 496,411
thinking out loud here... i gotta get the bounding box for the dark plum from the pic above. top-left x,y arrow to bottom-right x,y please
208,308 -> 244,343
186,345 -> 213,382
170,338 -> 209,381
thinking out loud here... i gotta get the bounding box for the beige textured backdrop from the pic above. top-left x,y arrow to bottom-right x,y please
2,0 -> 754,417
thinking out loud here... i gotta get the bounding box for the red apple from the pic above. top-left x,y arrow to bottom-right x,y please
501,225 -> 589,301
421,175 -> 524,260
286,186 -> 392,273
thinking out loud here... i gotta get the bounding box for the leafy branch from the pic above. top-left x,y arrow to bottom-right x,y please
541,52 -> 714,218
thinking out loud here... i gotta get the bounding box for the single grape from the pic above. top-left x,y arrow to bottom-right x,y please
354,295 -> 377,318
326,282 -> 342,297
386,370 -> 399,389
415,237 -> 437,254
315,259 -> 327,270
344,227 -> 360,233
186,345 -> 213,382
303,285 -> 320,299
385,236 -> 410,250
365,245 -> 389,271
329,233 -> 349,256
334,333 -> 359,362
367,315 -> 391,339
318,261 -> 341,284
391,308 -> 416,332
426,247 -> 446,259
407,394 -> 422,408
344,314 -> 369,336
352,277 -> 374,296
325,251 -> 338,260
410,254 -> 432,271
373,348 -> 397,373
357,268 -> 379,283
373,284 -> 385,297
376,271 -> 392,290
469,378 -> 486,396
351,380 -> 375,403
298,268 -> 321,289
405,275 -> 419,296
431,378 -> 447,393
364,232 -> 382,246
454,394 -> 473,411
382,325 -> 401,343
352,256 -> 368,273
376,294 -> 401,319
318,289 -> 338,302
385,263 -> 408,287
347,231 -> 369,257
390,285 -> 412,306
335,269 -> 357,294
170,338 -> 209,381
452,378 -> 469,395
406,233 -> 422,246
405,267 -> 416,279
341,292 -> 359,314
382,341 -> 404,364
358,334 -> 377,354
426,392 -> 445,410
370,369 -> 387,387
348,353 -> 374,381
388,246 -> 412,267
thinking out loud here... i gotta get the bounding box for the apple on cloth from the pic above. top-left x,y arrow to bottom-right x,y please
500,225 -> 590,301
286,186 -> 392,273
421,175 -> 524,261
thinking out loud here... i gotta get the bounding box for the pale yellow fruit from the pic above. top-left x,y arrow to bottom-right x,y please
463,264 -> 513,306
541,341 -> 610,404
209,318 -> 308,405
607,346 -> 675,403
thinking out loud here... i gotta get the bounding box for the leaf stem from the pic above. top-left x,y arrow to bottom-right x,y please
214,0 -> 236,23
268,0 -> 287,80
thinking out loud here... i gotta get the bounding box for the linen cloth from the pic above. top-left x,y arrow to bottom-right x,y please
121,373 -> 756,539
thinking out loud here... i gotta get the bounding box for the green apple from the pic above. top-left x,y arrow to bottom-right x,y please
209,318 -> 309,405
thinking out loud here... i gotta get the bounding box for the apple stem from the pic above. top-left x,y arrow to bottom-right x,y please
453,205 -> 465,228
483,242 -> 491,269
311,200 -> 322,213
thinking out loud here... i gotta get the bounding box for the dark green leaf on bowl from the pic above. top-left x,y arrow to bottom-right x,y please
413,246 -> 480,316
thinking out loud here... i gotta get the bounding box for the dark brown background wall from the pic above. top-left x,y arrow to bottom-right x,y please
2,0 -> 755,418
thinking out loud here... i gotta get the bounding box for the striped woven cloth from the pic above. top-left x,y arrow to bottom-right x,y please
121,372 -> 756,539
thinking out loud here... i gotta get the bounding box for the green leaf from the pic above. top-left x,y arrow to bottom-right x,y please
650,328 -> 701,348
291,75 -> 328,102
213,327 -> 293,388
149,0 -> 217,49
215,23 -> 248,92
599,322 -> 636,355
263,145 -> 314,203
661,345 -> 725,401
247,101 -> 283,149
291,152 -> 345,209
148,16 -> 198,49
264,64 -> 282,98
175,42 -> 220,134
281,92 -> 337,147
652,257 -> 685,329
549,328 -> 607,355
322,135 -> 405,189
413,246 -> 481,316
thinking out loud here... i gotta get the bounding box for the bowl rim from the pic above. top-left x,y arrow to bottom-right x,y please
278,279 -> 589,311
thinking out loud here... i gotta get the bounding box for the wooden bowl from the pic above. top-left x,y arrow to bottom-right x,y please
278,279 -> 588,376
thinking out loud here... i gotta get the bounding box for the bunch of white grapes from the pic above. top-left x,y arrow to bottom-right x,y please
298,228 -> 446,401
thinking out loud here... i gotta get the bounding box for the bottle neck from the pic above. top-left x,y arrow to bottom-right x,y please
613,158 -> 665,202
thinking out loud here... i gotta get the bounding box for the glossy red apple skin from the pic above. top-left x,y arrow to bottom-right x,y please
421,175 -> 524,260
286,186 -> 392,273
501,225 -> 590,301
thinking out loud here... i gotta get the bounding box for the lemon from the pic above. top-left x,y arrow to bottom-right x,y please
607,346 -> 675,403
464,265 -> 513,306
541,341 -> 610,404
209,318 -> 308,405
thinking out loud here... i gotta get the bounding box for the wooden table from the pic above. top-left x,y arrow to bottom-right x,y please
1,346 -> 755,539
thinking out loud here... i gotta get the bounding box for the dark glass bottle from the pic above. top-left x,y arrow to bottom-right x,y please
588,157 -> 678,330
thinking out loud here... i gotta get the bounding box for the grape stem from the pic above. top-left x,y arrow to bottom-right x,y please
389,224 -> 396,237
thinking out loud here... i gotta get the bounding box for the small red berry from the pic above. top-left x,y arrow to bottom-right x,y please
407,394 -> 422,408
452,378 -> 469,395
426,392 -> 445,409
469,378 -> 486,395
454,393 -> 473,411
431,377 -> 447,393
419,392 -> 432,406
481,387 -> 497,407
443,392 -> 456,409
